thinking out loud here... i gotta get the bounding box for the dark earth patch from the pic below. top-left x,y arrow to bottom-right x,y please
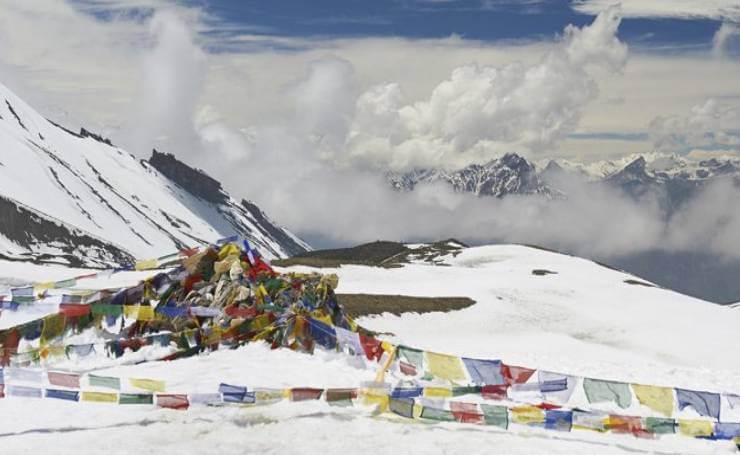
337,293 -> 475,317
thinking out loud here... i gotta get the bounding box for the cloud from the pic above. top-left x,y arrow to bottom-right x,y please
713,22 -> 740,58
341,5 -> 627,170
123,9 -> 206,156
649,99 -> 740,153
571,0 -> 740,22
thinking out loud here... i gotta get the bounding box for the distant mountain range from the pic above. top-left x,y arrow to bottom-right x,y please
388,152 -> 740,304
0,81 -> 309,268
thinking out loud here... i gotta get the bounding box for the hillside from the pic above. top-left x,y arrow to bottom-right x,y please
0,81 -> 308,266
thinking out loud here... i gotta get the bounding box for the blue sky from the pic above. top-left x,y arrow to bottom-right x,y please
176,0 -> 729,54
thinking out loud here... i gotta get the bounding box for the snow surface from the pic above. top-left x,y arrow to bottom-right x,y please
1,245 -> 740,453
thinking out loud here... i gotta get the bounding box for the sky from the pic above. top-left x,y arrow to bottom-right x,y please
0,0 -> 739,253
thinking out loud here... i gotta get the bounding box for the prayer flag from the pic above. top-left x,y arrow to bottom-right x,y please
325,388 -> 357,407
136,305 -> 155,321
632,384 -> 674,417
91,304 -> 123,317
53,279 -> 77,289
462,358 -> 504,385
426,351 -> 466,382
88,374 -> 120,390
5,368 -> 44,383
335,326 -> 364,357
130,378 -> 166,393
481,404 -> 508,429
220,383 -> 249,403
188,393 -> 223,406
7,385 -> 42,398
47,371 -> 81,388
481,384 -> 509,400
502,364 -> 536,385
399,361 -> 417,376
59,303 -> 90,318
678,419 -> 714,438
421,406 -> 455,422
81,391 -> 118,403
157,393 -> 189,410
119,393 -> 154,405
41,314 -> 66,344
511,405 -> 545,425
391,387 -> 423,399
450,401 -> 484,424
606,415 -> 648,437
539,371 -> 577,404
452,385 -> 481,397
714,423 -> 740,440
390,398 -> 415,418
676,388 -> 720,420
359,335 -> 383,362
424,387 -> 453,398
572,410 -> 608,432
45,389 -> 79,402
545,410 -> 573,431
307,318 -> 336,349
135,259 -> 159,271
290,388 -> 323,401
254,388 -> 285,405
644,417 -> 676,435
583,378 -> 631,409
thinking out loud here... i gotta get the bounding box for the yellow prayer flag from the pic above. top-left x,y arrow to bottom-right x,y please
135,259 -> 159,271
123,305 -> 139,319
632,384 -> 674,417
136,306 -> 155,321
362,388 -> 389,413
424,387 -> 453,398
218,243 -> 240,260
129,378 -> 166,392
34,281 -> 55,292
426,351 -> 467,381
678,419 -> 714,438
511,405 -> 546,425
82,391 -> 118,403
251,314 -> 272,331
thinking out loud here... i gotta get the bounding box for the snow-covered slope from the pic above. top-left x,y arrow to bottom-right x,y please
0,81 -> 309,266
2,244 -> 739,454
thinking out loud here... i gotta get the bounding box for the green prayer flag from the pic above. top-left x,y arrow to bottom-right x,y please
119,393 -> 154,405
91,304 -> 123,317
421,406 -> 455,422
645,417 -> 675,434
397,345 -> 424,370
54,279 -> 77,289
481,404 -> 509,429
88,374 -> 121,390
583,378 -> 632,409
452,385 -> 482,396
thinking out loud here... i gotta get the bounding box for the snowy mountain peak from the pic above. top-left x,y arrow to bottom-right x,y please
388,153 -> 558,198
0,81 -> 309,266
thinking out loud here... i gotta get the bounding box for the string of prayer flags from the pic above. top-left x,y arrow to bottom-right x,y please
450,401 -> 484,424
426,351 -> 466,382
462,357 -> 504,385
583,378 -> 632,409
632,384 -> 675,417
676,388 -> 721,420
129,378 -> 166,393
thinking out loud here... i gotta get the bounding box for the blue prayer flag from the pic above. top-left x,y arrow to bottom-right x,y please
391,387 -> 424,399
46,389 -> 80,402
462,358 -> 504,385
714,422 -> 740,440
545,410 -> 573,431
676,388 -> 721,420
307,318 -> 336,350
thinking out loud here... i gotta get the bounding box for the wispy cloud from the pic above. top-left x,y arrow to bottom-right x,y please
571,0 -> 740,22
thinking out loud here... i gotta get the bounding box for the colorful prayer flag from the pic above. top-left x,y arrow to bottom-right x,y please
129,378 -> 166,393
426,351 -> 466,382
645,417 -> 676,434
88,374 -> 120,390
119,393 -> 154,405
511,405 -> 545,425
678,419 -> 714,438
81,391 -> 118,403
676,388 -> 720,420
583,378 -> 631,409
450,401 -> 484,424
545,410 -> 573,431
47,371 -> 80,388
45,389 -> 79,402
632,384 -> 674,417
157,393 -> 189,410
462,358 -> 504,385
390,398 -> 415,418
481,404 -> 508,429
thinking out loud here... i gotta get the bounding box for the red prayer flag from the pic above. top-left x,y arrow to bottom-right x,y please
399,361 -> 417,376
47,371 -> 81,388
290,388 -> 324,401
502,364 -> 536,385
481,384 -> 509,400
59,304 -> 91,317
359,334 -> 383,362
450,401 -> 484,424
157,394 -> 189,410
1,328 -> 20,366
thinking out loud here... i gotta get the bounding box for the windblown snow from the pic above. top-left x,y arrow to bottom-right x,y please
1,244 -> 739,454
